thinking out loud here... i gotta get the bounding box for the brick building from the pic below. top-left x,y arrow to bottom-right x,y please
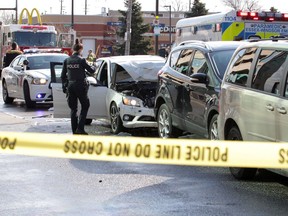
30,9 -> 184,57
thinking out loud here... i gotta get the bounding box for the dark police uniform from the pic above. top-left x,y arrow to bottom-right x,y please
61,52 -> 95,134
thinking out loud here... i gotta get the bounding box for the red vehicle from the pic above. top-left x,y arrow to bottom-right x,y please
0,23 -> 75,71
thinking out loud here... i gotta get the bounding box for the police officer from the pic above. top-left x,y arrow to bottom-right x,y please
4,42 -> 23,67
61,39 -> 95,135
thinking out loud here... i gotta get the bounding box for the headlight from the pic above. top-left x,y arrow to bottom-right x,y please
122,97 -> 141,107
31,78 -> 47,85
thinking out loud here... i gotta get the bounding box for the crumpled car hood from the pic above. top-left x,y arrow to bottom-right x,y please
118,60 -> 165,81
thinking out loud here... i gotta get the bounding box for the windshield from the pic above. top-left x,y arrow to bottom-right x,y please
13,32 -> 57,47
27,55 -> 67,70
211,50 -> 235,79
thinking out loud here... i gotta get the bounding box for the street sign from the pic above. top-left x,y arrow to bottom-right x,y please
153,26 -> 161,36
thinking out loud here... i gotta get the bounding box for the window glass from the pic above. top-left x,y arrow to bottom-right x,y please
96,62 -> 109,85
225,48 -> 257,86
115,64 -> 132,83
17,57 -> 25,67
27,55 -> 67,70
170,49 -> 181,69
211,50 -> 236,79
285,75 -> 288,98
191,51 -> 207,75
173,49 -> 193,75
252,50 -> 288,95
11,56 -> 20,67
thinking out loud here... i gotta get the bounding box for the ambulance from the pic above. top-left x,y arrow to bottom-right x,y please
175,9 -> 288,45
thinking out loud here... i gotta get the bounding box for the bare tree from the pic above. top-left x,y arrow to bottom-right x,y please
0,11 -> 14,25
222,0 -> 262,11
160,0 -> 188,11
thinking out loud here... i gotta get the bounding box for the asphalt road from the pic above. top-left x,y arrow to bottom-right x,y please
0,82 -> 288,216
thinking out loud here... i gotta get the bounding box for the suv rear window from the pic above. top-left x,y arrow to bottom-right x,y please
211,50 -> 237,78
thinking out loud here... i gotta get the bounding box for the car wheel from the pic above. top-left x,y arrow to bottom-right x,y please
227,126 -> 257,180
2,80 -> 14,104
85,119 -> 93,125
157,104 -> 182,138
23,82 -> 36,108
209,114 -> 219,140
110,102 -> 123,134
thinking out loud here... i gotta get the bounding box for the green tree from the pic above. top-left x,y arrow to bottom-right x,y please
114,0 -> 152,55
270,7 -> 278,12
185,0 -> 208,18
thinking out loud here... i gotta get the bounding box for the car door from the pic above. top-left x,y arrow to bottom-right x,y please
13,56 -> 27,98
277,62 -> 288,142
184,50 -> 211,135
165,48 -> 194,129
50,62 -> 108,119
248,49 -> 288,141
5,56 -> 23,97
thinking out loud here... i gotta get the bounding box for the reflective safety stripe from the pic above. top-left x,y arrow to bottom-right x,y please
222,22 -> 245,40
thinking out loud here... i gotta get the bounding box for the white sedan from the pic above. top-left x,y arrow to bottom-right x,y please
1,52 -> 68,108
51,55 -> 165,134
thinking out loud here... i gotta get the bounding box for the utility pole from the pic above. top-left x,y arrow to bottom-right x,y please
71,0 -> 74,29
85,0 -> 87,15
164,5 -> 172,46
15,0 -> 18,23
124,0 -> 132,55
155,0 -> 159,55
60,0 -> 64,14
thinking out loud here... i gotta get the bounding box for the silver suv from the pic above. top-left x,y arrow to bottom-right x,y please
218,40 -> 288,179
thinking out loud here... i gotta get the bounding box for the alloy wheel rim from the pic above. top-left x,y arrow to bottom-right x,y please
3,83 -> 8,100
110,105 -> 118,131
158,109 -> 170,138
210,120 -> 218,140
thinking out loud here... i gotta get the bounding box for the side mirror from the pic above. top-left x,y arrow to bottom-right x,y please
23,60 -> 29,66
86,76 -> 99,86
190,73 -> 208,84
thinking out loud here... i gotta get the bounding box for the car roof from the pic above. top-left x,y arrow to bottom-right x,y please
175,40 -> 249,52
24,53 -> 69,57
233,39 -> 288,51
97,55 -> 165,82
97,55 -> 165,63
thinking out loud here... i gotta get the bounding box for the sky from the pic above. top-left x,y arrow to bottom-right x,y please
1,0 -> 288,16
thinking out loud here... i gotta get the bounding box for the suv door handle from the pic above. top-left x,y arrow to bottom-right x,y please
265,104 -> 274,111
277,107 -> 287,114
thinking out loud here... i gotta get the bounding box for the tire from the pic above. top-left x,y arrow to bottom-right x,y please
110,102 -> 123,134
157,104 -> 182,138
23,82 -> 36,108
208,114 -> 219,140
2,80 -> 14,104
85,119 -> 93,125
227,126 -> 257,180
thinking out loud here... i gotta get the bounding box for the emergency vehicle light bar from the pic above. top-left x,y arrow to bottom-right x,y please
23,48 -> 62,54
237,11 -> 288,22
21,25 -> 48,30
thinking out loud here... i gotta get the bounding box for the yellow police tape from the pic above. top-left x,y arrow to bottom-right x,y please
0,131 -> 288,168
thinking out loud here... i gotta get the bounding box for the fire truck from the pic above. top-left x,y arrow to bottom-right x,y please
0,23 -> 75,71
175,9 -> 288,45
